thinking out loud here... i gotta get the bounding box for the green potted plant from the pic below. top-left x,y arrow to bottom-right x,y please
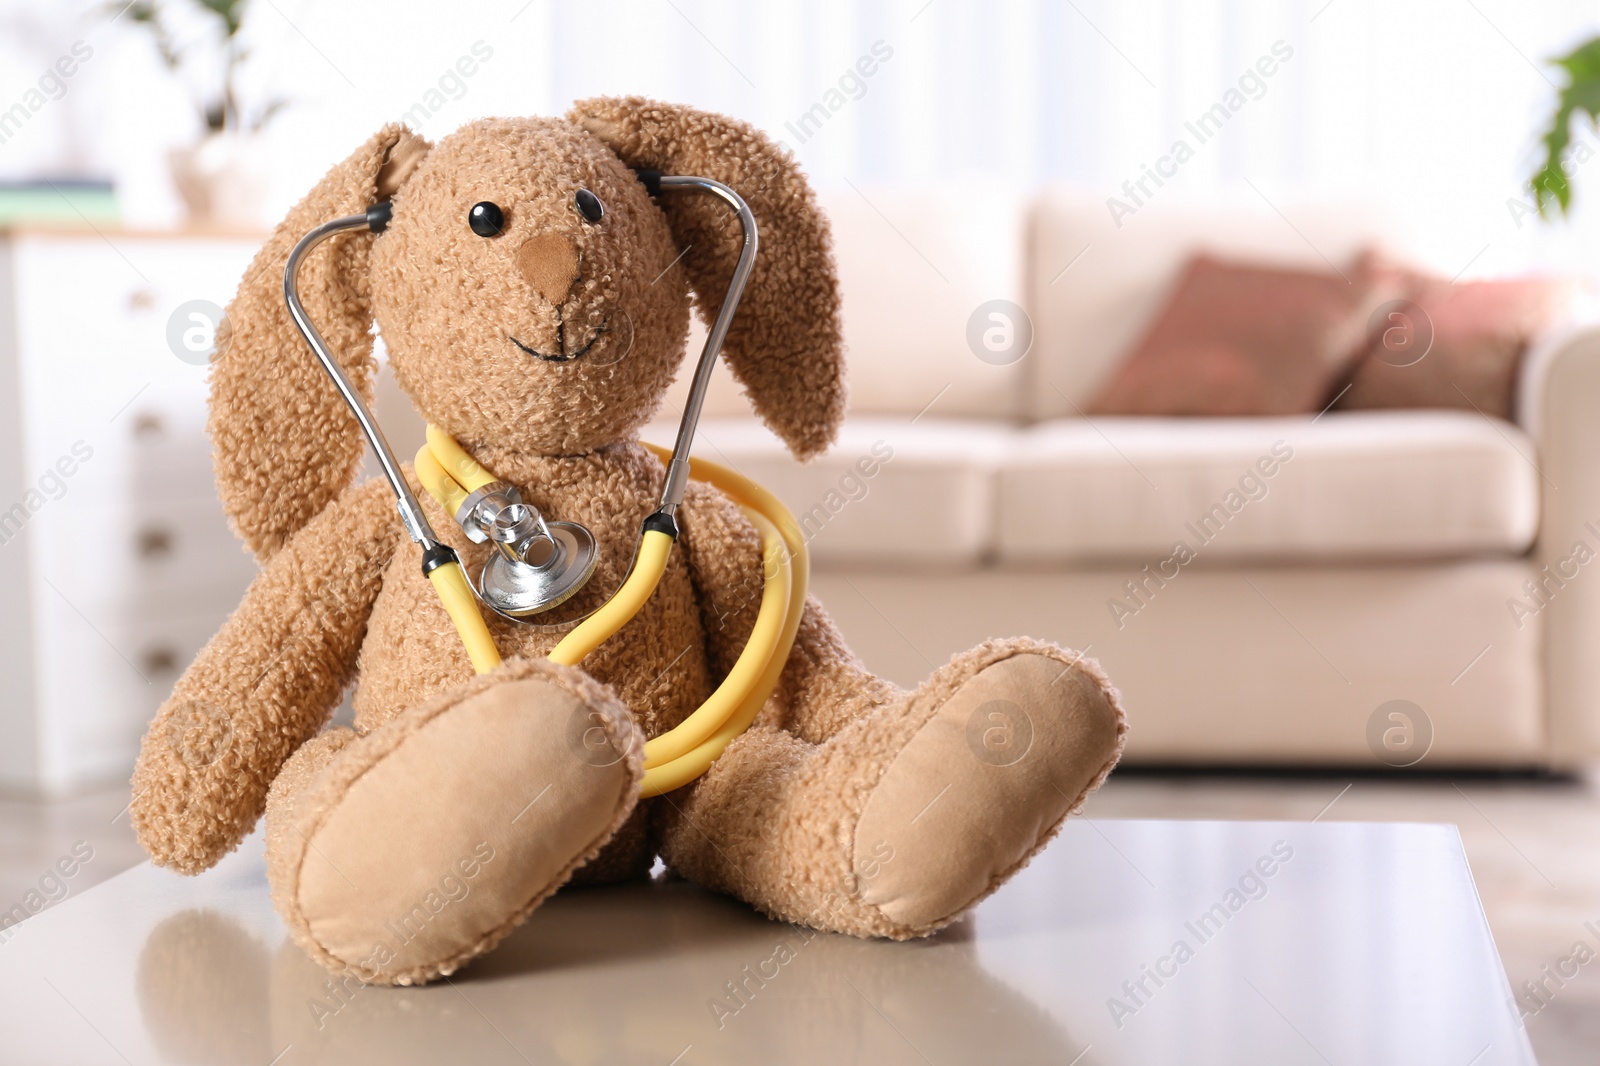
120,0 -> 286,226
1531,37 -> 1600,217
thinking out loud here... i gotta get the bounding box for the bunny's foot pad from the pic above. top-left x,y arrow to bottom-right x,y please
264,659 -> 643,985
852,643 -> 1126,933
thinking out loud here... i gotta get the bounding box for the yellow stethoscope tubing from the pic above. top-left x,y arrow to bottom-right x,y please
425,424 -> 498,493
425,559 -> 502,675
415,445 -> 470,516
637,444 -> 810,794
548,528 -> 675,668
413,435 -> 807,797
643,506 -> 788,766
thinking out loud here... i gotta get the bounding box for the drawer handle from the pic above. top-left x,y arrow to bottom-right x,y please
132,412 -> 165,442
140,646 -> 180,675
136,527 -> 174,559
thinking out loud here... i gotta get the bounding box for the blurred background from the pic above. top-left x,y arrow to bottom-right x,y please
4,0 -> 1600,1061
3,0 -> 1599,269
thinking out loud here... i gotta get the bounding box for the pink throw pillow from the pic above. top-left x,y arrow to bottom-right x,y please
1087,253 -> 1389,417
1335,269 -> 1571,420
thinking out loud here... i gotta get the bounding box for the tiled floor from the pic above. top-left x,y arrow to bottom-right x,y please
5,771 -> 1597,1064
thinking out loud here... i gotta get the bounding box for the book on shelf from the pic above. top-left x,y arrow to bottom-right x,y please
0,179 -> 118,227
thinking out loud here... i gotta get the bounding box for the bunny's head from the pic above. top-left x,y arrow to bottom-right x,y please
210,98 -> 845,558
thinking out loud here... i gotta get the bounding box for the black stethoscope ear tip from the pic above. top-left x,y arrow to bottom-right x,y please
632,168 -> 663,197
367,201 -> 394,233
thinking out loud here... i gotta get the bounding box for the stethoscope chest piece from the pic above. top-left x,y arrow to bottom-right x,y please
478,518 -> 598,619
453,480 -> 599,619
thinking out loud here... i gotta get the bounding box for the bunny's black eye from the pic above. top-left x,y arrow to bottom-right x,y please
575,189 -> 604,224
468,201 -> 505,237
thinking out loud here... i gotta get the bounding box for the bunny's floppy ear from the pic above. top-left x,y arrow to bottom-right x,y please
209,124 -> 430,560
569,97 -> 846,460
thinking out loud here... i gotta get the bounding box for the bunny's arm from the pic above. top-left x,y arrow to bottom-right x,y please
131,478 -> 402,874
676,481 -> 897,744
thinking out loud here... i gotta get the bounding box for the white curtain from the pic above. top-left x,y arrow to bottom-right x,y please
3,0 -> 1599,273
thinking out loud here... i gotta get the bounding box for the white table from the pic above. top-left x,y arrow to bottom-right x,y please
0,819 -> 1535,1064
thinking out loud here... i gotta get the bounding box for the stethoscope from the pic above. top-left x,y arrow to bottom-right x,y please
283,172 -> 807,797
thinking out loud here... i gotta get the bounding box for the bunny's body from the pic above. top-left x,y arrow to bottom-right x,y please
359,445 -> 715,745
131,101 -> 1125,985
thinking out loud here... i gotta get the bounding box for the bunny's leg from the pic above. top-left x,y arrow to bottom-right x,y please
670,483 -> 1124,937
658,602 -> 1125,939
263,656 -> 645,986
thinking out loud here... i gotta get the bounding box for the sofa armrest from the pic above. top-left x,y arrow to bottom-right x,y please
1517,323 -> 1600,764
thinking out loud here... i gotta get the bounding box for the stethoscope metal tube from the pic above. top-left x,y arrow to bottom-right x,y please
652,175 -> 758,518
282,203 -> 442,553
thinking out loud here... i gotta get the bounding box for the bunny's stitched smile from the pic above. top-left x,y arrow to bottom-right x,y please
509,314 -> 609,363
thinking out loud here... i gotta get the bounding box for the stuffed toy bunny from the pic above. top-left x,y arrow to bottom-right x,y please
130,97 -> 1126,986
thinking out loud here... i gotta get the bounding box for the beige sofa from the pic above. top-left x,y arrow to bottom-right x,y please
631,186 -> 1600,771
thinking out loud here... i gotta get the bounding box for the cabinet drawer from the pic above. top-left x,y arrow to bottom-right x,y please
34,601 -> 238,787
16,378 -> 221,527
10,234 -> 259,427
28,491 -> 256,619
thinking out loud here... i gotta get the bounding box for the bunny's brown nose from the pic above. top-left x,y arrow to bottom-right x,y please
516,234 -> 580,304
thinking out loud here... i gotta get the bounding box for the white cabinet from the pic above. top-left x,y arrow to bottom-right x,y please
0,229 -> 262,794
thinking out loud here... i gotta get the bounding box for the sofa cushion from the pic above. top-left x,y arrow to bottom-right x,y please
817,187 -> 1029,420
654,417 -> 1010,566
996,410 -> 1539,563
657,187 -> 1029,425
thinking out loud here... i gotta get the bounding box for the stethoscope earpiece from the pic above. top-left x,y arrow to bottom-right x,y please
366,200 -> 393,233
